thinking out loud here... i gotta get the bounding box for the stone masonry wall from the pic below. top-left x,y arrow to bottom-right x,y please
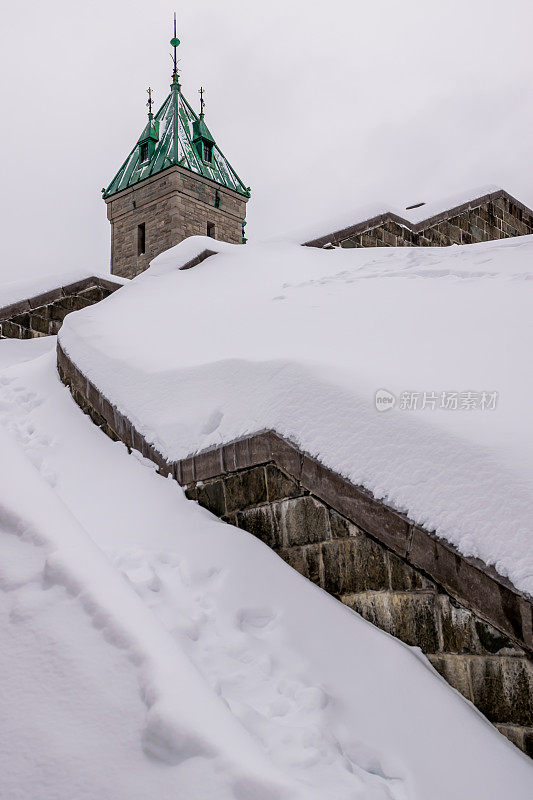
305,190 -> 533,249
106,166 -> 248,279
184,463 -> 533,757
0,277 -> 122,340
55,343 -> 533,758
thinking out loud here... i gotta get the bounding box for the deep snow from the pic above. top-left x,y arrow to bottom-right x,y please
0,338 -> 532,798
59,234 -> 533,595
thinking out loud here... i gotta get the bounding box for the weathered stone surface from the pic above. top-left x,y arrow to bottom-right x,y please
306,191 -> 533,250
495,724 -> 525,753
281,496 -> 329,547
96,277 -> 122,293
409,526 -> 527,648
193,447 -> 224,482
469,656 -> 533,726
428,654 -> 473,702
329,509 -> 362,540
301,455 -> 411,557
279,544 -> 322,585
231,436 -> 253,471
264,433 -> 303,480
388,551 -> 436,591
100,421 -> 120,442
0,278 -> 122,340
196,479 -> 226,517
322,535 -> 389,595
106,165 -> 249,279
265,464 -> 301,502
0,299 -> 30,321
30,314 -> 52,335
73,286 -> 102,303
86,380 -> 104,417
519,598 -> 533,653
62,278 -> 98,295
179,456 -> 195,485
224,466 -> 267,514
439,595 -> 521,656
184,483 -> 197,501
236,504 -> 283,550
50,303 -> 71,323
346,591 -> 440,652
0,320 -> 23,337
524,728 -> 533,759
10,312 -> 31,328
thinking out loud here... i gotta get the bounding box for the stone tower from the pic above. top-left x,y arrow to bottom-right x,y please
103,30 -> 250,279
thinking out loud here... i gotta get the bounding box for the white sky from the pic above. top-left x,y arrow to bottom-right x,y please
1,0 -> 532,279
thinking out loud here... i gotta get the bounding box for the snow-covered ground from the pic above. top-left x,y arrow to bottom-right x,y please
1,338 -> 532,798
59,234 -> 533,596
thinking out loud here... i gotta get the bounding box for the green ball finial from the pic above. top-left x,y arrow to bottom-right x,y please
170,37 -> 180,47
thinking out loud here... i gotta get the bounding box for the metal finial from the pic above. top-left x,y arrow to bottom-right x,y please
146,87 -> 154,117
199,86 -> 205,116
170,12 -> 180,79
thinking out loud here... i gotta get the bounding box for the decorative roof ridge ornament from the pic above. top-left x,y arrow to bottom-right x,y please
199,86 -> 206,118
170,12 -> 181,88
138,86 -> 159,148
192,86 -> 215,163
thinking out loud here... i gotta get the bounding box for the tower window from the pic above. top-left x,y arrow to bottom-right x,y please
207,222 -> 216,239
137,223 -> 146,255
203,143 -> 213,163
140,142 -> 149,163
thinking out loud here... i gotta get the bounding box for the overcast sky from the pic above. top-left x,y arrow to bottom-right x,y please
1,0 -> 532,280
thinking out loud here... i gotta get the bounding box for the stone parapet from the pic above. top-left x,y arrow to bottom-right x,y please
0,277 -> 122,340
56,341 -> 533,757
304,189 -> 533,249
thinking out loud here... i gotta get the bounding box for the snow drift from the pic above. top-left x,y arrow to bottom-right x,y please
0,339 -> 532,798
59,234 -> 533,596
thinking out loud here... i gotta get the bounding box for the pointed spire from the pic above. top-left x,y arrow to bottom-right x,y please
103,20 -> 250,199
170,12 -> 181,87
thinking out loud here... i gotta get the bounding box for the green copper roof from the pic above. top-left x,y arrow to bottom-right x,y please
103,78 -> 249,199
138,116 -> 159,144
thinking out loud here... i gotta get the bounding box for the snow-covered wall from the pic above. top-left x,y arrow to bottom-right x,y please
0,276 -> 123,340
301,188 -> 533,249
56,347 -> 533,757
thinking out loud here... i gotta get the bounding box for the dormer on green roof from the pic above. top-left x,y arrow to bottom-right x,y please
137,97 -> 160,165
192,113 -> 216,164
192,115 -> 214,145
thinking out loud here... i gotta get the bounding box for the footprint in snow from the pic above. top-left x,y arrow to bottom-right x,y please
201,408 -> 223,435
237,607 -> 277,633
